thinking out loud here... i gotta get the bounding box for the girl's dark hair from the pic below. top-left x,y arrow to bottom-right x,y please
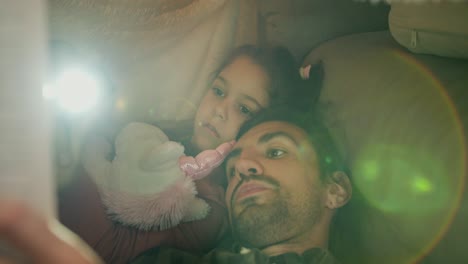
215,45 -> 324,113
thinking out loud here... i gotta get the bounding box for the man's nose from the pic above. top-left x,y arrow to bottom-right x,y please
235,158 -> 263,180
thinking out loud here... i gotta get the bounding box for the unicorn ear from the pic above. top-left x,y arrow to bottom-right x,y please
299,64 -> 312,80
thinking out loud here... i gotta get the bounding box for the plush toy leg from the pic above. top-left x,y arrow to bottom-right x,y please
181,197 -> 210,222
115,122 -> 169,154
139,141 -> 185,172
101,177 -> 208,230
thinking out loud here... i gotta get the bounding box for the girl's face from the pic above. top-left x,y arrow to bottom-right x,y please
192,56 -> 270,151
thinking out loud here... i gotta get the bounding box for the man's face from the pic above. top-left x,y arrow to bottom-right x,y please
224,121 -> 329,248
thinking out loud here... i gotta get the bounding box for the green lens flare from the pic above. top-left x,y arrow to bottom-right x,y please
353,144 -> 449,213
412,176 -> 433,194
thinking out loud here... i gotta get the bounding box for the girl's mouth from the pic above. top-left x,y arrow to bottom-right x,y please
203,123 -> 220,138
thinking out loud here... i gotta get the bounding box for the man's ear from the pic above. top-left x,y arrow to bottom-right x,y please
325,171 -> 352,209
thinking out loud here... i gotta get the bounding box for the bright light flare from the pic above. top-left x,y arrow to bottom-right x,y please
43,68 -> 101,113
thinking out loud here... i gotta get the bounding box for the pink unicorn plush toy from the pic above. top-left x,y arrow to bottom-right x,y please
83,122 -> 234,230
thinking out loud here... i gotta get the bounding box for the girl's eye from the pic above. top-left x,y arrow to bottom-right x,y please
239,105 -> 253,117
212,87 -> 225,97
266,149 -> 286,159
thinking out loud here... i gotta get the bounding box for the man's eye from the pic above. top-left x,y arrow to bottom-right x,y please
212,87 -> 225,97
266,149 -> 285,158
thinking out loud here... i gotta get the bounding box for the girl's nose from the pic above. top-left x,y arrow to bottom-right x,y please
214,100 -> 228,120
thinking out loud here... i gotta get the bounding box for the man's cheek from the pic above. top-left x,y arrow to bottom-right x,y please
225,190 -> 232,207
226,187 -> 238,207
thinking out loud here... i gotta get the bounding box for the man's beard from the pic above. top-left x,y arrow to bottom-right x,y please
231,190 -> 323,249
232,195 -> 289,248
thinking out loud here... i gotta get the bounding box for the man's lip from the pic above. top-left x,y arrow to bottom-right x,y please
203,123 -> 220,138
234,182 -> 273,202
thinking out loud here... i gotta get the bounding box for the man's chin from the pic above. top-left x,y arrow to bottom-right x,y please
232,202 -> 289,248
235,199 -> 279,226
233,196 -> 261,217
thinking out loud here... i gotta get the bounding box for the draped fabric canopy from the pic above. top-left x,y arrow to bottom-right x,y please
49,0 -> 241,125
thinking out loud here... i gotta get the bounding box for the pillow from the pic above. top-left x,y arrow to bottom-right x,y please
303,31 -> 468,263
389,1 -> 468,59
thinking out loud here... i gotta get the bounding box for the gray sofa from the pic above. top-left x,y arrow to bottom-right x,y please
264,2 -> 467,262
303,30 -> 468,263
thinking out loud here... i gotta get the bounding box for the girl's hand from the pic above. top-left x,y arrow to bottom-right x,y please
0,200 -> 102,264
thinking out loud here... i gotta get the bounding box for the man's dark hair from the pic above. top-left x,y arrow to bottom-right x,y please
237,107 -> 347,181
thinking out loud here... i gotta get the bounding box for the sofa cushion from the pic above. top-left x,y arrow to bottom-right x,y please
303,31 -> 468,263
389,2 -> 468,59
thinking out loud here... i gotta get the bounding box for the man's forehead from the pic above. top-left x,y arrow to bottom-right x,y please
225,121 -> 309,163
237,121 -> 306,145
224,120 -> 317,173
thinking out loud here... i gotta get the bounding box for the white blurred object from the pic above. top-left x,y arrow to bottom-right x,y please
0,0 -> 53,215
44,68 -> 102,113
0,0 -> 54,259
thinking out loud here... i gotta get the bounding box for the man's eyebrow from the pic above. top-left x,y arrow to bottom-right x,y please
224,131 -> 298,167
224,148 -> 242,166
259,131 -> 299,146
